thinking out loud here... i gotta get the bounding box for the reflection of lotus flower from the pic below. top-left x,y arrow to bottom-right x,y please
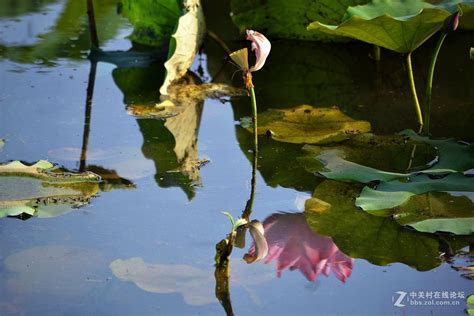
245,213 -> 353,282
230,30 -> 271,73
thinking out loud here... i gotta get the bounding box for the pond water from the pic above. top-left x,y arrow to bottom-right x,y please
0,0 -> 473,315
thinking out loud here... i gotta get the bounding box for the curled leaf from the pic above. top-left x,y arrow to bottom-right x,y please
159,0 -> 206,95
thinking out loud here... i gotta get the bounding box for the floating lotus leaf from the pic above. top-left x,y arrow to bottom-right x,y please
302,131 -> 474,235
160,0 -> 206,95
401,129 -> 474,173
0,160 -> 100,183
250,105 -> 371,144
303,130 -> 474,180
300,133 -> 437,178
304,180 -> 442,271
468,294 -> 474,312
308,0 -> 451,53
357,172 -> 474,210
356,178 -> 474,233
0,160 -> 100,219
364,192 -> 474,235
230,0 -> 369,41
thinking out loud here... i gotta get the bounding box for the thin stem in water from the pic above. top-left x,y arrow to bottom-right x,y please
249,85 -> 258,153
79,60 -> 97,171
86,0 -> 99,48
424,32 -> 447,135
406,52 -> 423,132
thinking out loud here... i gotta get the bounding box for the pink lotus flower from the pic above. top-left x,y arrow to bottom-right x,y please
245,213 -> 353,283
230,30 -> 271,73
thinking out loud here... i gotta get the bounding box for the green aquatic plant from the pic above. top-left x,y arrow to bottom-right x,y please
424,11 -> 460,134
248,105 -> 371,144
0,160 -> 101,219
230,0 -> 369,41
308,0 -> 450,130
303,131 -> 474,235
119,0 -> 181,46
308,0 -> 474,131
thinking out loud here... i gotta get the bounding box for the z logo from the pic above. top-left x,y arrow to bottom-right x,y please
393,291 -> 407,307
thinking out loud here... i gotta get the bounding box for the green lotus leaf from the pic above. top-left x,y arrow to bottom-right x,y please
357,173 -> 474,210
303,131 -> 474,183
468,294 -> 474,307
401,129 -> 474,173
308,0 -> 451,53
0,160 -> 100,183
249,105 -> 371,144
304,180 -> 442,271
363,191 -> 474,234
230,0 -> 369,42
119,0 -> 181,46
300,133 -> 438,183
410,218 -> 474,235
300,133 -> 437,176
0,160 -> 100,219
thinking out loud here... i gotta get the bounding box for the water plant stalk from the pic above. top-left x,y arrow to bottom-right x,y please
86,0 -> 99,48
424,32 -> 447,135
79,60 -> 97,171
242,149 -> 257,221
249,85 -> 259,154
373,45 -> 381,61
406,53 -> 423,132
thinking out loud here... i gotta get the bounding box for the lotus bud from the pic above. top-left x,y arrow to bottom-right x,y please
444,11 -> 460,33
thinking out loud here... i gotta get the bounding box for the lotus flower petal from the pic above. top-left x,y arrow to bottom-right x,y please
246,30 -> 271,72
245,213 -> 354,283
243,220 -> 268,263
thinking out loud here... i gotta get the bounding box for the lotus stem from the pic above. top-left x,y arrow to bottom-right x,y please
249,85 -> 259,153
406,53 -> 423,132
424,32 -> 447,135
208,30 -> 231,55
242,149 -> 257,221
242,83 -> 258,221
80,60 -> 97,171
86,0 -> 99,48
373,45 -> 381,61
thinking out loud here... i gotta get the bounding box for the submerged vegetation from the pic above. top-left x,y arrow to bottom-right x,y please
0,0 -> 473,314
